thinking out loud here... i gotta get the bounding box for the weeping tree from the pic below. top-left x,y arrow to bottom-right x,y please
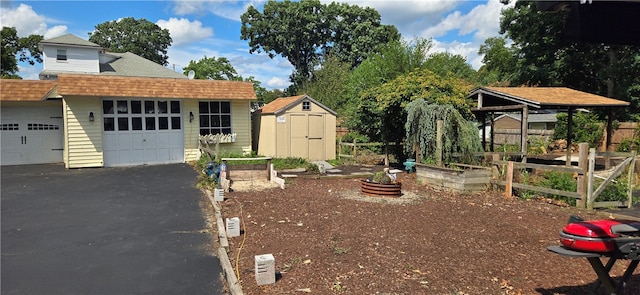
405,99 -> 483,165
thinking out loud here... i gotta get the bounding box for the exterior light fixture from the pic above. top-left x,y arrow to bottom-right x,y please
189,111 -> 194,123
89,112 -> 95,122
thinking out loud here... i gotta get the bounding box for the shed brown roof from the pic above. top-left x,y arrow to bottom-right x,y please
57,74 -> 256,100
260,95 -> 306,114
0,80 -> 58,101
481,87 -> 629,107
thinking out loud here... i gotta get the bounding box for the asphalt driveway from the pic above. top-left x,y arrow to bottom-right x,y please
1,163 -> 223,295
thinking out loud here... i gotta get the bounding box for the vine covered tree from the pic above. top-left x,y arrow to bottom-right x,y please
405,99 -> 483,164
345,68 -> 473,160
1,26 -> 43,79
89,17 -> 172,66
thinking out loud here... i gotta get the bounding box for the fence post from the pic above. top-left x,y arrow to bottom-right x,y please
576,143 -> 589,208
587,148 -> 596,210
492,153 -> 500,191
337,137 -> 342,160
353,138 -> 357,162
505,161 -> 514,199
628,151 -> 637,208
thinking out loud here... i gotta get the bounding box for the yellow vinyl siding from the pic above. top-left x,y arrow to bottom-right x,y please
227,100 -> 251,152
193,100 -> 253,160
63,96 -> 103,168
183,99 -> 200,162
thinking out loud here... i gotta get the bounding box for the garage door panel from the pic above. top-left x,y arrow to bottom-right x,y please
1,105 -> 63,166
103,99 -> 183,167
117,133 -> 132,150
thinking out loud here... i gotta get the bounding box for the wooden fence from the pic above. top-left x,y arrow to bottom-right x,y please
494,143 -> 636,209
337,138 -> 403,165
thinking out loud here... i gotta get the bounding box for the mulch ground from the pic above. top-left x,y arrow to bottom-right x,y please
217,167 -> 640,295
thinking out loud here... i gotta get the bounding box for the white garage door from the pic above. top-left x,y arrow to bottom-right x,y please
1,105 -> 64,165
102,99 -> 184,167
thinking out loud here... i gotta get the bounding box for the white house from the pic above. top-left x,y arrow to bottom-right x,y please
0,34 -> 256,168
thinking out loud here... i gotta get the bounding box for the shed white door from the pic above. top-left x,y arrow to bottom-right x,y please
289,113 -> 325,160
102,99 -> 184,166
1,105 -> 64,165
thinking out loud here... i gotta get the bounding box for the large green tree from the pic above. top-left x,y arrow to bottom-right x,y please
345,38 -> 432,102
89,17 -> 171,66
183,55 -> 268,101
423,52 -> 478,83
494,1 -> 640,118
346,68 -> 473,153
183,56 -> 239,80
1,27 -> 43,79
240,0 -> 398,88
298,55 -> 351,113
477,37 -> 516,84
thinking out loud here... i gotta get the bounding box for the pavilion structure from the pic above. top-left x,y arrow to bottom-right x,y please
468,87 -> 630,164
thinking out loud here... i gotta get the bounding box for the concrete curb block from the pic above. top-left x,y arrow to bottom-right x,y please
203,189 -> 243,295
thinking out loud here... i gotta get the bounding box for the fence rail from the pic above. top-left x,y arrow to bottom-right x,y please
336,139 -> 403,164
492,142 -> 636,209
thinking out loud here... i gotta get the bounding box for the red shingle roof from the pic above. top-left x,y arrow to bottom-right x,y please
0,80 -> 58,101
56,74 -> 256,100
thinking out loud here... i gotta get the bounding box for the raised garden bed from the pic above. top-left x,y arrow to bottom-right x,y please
415,163 -> 491,193
222,157 -> 272,182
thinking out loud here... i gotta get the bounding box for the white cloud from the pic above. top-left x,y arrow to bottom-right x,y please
17,63 -> 40,80
157,18 -> 214,46
266,77 -> 289,88
0,3 -> 67,38
322,0 -> 460,37
172,0 -> 265,21
166,38 -> 293,90
420,0 -> 514,69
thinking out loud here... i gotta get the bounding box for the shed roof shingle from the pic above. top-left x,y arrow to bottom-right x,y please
479,87 -> 629,107
260,94 -> 337,116
260,95 -> 306,114
0,80 -> 58,101
57,74 -> 256,100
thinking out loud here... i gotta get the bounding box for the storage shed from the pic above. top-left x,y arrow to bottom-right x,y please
254,95 -> 336,161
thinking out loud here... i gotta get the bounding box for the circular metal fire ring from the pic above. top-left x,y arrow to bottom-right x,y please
360,179 -> 402,197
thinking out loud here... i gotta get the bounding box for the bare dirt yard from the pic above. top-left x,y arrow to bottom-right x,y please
218,167 -> 640,294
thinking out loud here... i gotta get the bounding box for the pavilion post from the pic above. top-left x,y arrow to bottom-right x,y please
566,107 -> 574,166
521,105 -> 529,163
490,112 -> 495,152
606,108 -> 613,151
480,112 -> 487,151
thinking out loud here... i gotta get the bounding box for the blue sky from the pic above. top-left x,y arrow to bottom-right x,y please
1,0 -> 514,89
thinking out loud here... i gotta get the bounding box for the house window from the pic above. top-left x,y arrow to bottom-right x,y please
302,101 -> 311,111
56,49 -> 67,61
199,101 -> 231,136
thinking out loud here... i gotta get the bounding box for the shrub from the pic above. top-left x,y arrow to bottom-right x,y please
553,112 -> 603,148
